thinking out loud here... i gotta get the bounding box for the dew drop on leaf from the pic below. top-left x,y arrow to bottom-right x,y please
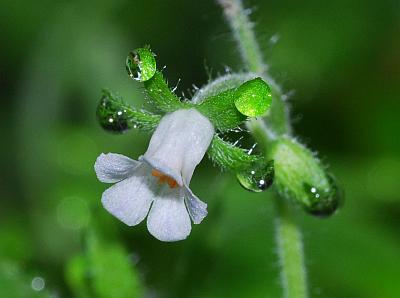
234,77 -> 272,117
303,175 -> 343,217
126,47 -> 156,82
237,160 -> 274,192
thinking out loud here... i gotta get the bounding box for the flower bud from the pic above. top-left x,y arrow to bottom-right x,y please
268,137 -> 343,217
197,77 -> 272,131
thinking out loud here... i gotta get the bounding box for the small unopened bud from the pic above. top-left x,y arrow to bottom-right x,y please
268,137 -> 343,217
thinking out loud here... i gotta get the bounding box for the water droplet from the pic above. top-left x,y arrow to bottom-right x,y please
126,47 -> 156,82
96,92 -> 130,133
237,160 -> 274,192
234,77 -> 272,117
303,175 -> 343,217
31,276 -> 45,291
126,51 -> 141,81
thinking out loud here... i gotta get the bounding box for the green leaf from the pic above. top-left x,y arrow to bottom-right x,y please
143,71 -> 188,112
65,255 -> 91,298
65,232 -> 143,298
87,234 -> 142,298
126,46 -> 157,82
97,89 -> 162,133
234,78 -> 272,117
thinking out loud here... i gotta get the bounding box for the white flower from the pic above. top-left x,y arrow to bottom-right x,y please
94,108 -> 214,242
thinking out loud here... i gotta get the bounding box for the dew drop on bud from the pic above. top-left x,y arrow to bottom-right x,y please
236,160 -> 274,192
126,47 -> 156,82
234,77 -> 272,117
96,92 -> 130,133
303,175 -> 343,217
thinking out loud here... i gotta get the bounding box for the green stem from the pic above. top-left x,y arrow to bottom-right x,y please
217,0 -> 291,135
275,198 -> 308,298
217,0 -> 265,74
217,1 -> 308,297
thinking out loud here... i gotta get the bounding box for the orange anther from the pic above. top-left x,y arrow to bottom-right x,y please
167,177 -> 178,188
151,168 -> 178,188
151,169 -> 164,178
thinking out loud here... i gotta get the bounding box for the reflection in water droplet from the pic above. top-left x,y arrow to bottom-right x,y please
237,160 -> 274,192
303,175 -> 343,217
97,93 -> 130,133
126,51 -> 141,81
126,47 -> 156,82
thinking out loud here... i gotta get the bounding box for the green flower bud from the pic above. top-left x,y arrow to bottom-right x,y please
267,137 -> 343,216
197,77 -> 272,131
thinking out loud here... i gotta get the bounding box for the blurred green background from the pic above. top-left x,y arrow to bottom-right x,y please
1,0 -> 400,297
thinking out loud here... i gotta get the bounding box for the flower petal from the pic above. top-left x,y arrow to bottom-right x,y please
95,153 -> 140,183
139,156 -> 183,187
143,108 -> 214,185
147,188 -> 191,242
101,165 -> 154,226
184,186 -> 207,224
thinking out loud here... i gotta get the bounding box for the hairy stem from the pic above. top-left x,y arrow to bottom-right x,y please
217,0 -> 308,297
217,0 -> 265,74
275,198 -> 308,298
217,0 -> 291,135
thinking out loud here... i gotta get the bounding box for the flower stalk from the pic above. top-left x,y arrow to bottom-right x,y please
275,198 -> 308,298
217,0 -> 309,297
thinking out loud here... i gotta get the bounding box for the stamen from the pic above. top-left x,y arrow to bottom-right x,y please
151,169 -> 164,177
151,169 -> 178,188
166,177 -> 178,188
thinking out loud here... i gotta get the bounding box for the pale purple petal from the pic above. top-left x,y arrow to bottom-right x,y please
184,186 -> 207,224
